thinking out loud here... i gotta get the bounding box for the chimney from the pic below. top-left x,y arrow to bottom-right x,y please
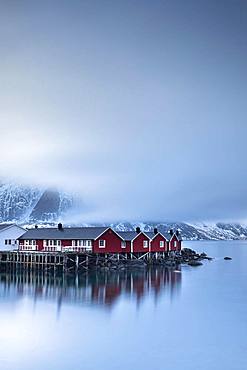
176,229 -> 180,236
35,225 -> 38,229
154,227 -> 158,234
58,223 -> 63,231
136,226 -> 141,233
169,229 -> 173,236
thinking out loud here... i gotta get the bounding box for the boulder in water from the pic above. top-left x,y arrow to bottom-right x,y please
188,260 -> 203,266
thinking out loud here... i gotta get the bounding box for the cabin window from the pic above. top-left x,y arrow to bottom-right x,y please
174,241 -> 177,248
4,239 -> 13,245
48,240 -> 61,247
160,241 -> 164,248
121,241 -> 126,248
99,240 -> 106,248
72,240 -> 91,247
24,240 -> 36,246
143,240 -> 148,248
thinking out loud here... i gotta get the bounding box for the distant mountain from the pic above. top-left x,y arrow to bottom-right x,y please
0,181 -> 75,224
110,222 -> 247,240
71,221 -> 247,240
0,181 -> 247,240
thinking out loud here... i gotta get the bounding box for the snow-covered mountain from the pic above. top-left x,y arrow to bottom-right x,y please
111,222 -> 247,240
66,221 -> 247,240
0,181 -> 247,240
0,181 -> 75,224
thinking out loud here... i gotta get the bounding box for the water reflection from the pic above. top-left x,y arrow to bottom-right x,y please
0,267 -> 181,311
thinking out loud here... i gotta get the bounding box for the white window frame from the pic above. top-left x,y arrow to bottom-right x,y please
160,240 -> 164,248
174,240 -> 177,248
121,241 -> 126,248
48,240 -> 61,247
143,240 -> 148,248
24,240 -> 36,246
99,240 -> 106,248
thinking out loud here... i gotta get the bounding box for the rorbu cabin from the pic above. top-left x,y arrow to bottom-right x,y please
18,224 -> 109,253
18,224 -> 128,254
0,224 -> 26,251
18,223 -> 182,254
146,228 -> 170,252
169,229 -> 182,252
93,227 -> 130,253
118,229 -> 152,254
117,227 -> 180,254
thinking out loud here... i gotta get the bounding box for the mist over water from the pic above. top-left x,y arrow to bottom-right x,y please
1,0 -> 247,223
0,241 -> 247,370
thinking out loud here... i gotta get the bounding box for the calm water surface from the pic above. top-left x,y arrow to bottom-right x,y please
0,241 -> 247,370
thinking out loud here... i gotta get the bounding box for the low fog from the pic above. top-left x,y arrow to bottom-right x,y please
1,0 -> 247,223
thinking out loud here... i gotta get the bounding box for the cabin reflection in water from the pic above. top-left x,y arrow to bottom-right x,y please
0,268 -> 181,310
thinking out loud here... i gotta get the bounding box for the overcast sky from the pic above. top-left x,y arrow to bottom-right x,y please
1,0 -> 247,223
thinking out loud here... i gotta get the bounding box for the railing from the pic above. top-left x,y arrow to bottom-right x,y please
19,245 -> 37,251
19,245 -> 93,253
62,246 -> 92,253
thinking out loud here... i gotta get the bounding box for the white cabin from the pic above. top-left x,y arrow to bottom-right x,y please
0,224 -> 27,251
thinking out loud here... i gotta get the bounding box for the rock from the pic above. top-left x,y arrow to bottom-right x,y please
224,256 -> 232,260
188,260 -> 203,266
126,260 -> 146,269
182,248 -> 196,255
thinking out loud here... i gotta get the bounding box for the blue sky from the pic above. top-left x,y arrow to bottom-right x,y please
1,0 -> 247,222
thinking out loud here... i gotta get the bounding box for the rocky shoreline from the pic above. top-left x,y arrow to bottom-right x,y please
96,248 -> 213,271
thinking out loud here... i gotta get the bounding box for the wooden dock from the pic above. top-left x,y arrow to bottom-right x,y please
0,251 -> 170,273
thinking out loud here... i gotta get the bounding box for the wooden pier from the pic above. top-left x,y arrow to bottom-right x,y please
0,251 -> 171,273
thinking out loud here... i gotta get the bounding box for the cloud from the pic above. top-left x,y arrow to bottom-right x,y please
1,0 -> 247,223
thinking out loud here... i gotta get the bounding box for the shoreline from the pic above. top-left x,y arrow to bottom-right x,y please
0,248 -> 212,273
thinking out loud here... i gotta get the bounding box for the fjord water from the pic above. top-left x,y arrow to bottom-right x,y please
0,241 -> 247,370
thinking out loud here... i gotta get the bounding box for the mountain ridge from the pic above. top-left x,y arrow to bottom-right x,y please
0,181 -> 246,240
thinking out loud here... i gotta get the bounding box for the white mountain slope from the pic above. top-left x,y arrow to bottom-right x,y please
0,181 -> 74,224
87,221 -> 247,240
0,181 -> 246,240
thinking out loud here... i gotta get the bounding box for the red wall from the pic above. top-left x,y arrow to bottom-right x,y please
61,240 -> 73,247
132,233 -> 150,253
169,235 -> 182,251
125,241 -> 131,253
93,229 -> 130,253
18,240 -> 43,251
36,240 -> 44,251
150,234 -> 168,252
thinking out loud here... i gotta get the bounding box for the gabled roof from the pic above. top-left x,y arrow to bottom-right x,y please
171,232 -> 182,241
145,231 -> 171,241
0,223 -> 14,231
18,227 -> 109,240
117,231 -> 138,241
118,230 -> 172,241
0,223 -> 26,232
117,230 -> 157,241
